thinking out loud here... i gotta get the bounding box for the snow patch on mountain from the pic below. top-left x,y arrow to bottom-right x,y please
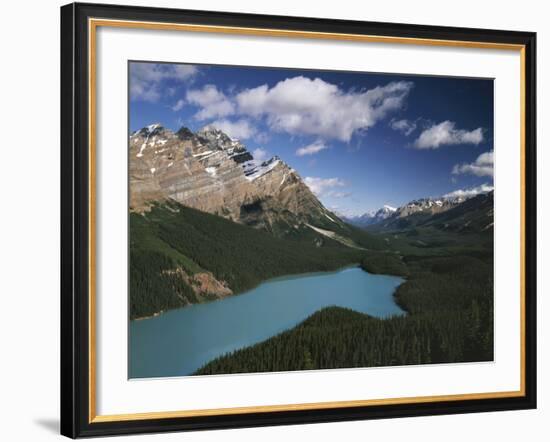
205,167 -> 218,177
242,157 -> 281,181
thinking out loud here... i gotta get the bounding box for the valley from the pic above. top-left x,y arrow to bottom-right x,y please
129,201 -> 382,319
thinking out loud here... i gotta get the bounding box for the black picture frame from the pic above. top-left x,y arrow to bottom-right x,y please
61,2 -> 537,438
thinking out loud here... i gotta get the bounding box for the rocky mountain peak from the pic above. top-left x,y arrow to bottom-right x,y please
194,126 -> 252,164
129,124 -> 341,235
176,126 -> 194,141
198,126 -> 235,146
342,204 -> 397,227
378,205 -> 397,215
132,123 -> 171,139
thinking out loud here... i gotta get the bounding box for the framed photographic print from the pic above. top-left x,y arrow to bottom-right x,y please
60,2 -> 537,438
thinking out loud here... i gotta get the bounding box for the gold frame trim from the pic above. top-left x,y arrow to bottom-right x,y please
88,18 -> 527,424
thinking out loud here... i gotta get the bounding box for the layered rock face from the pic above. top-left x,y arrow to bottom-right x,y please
129,124 -> 336,230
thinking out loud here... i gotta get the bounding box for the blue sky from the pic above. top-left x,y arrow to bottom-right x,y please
129,61 -> 494,216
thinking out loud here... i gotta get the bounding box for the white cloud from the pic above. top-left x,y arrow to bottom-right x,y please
252,147 -> 269,162
390,118 -> 417,136
443,183 -> 494,199
186,77 -> 413,141
296,140 -> 329,156
414,120 -> 484,149
304,177 -> 345,196
186,85 -> 235,120
207,118 -> 257,140
171,99 -> 185,111
130,63 -> 198,102
235,77 -> 413,141
452,151 -> 494,177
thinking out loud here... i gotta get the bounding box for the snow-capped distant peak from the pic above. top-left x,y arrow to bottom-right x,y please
342,205 -> 396,227
198,126 -> 232,140
373,206 -> 397,220
199,125 -> 221,133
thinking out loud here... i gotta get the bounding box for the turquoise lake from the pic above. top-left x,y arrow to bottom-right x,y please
129,266 -> 405,378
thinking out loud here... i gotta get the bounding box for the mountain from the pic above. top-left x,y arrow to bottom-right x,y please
130,124 -> 348,238
392,196 -> 466,218
419,191 -> 494,234
343,205 -> 397,227
347,194 -> 476,230
366,192 -> 493,233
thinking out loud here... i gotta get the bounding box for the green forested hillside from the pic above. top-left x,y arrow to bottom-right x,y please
130,201 -> 382,319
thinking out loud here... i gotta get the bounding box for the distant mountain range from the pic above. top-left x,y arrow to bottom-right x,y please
342,192 -> 491,230
417,191 -> 493,234
341,205 -> 397,227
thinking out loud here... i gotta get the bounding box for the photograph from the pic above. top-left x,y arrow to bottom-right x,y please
128,61 -> 495,379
